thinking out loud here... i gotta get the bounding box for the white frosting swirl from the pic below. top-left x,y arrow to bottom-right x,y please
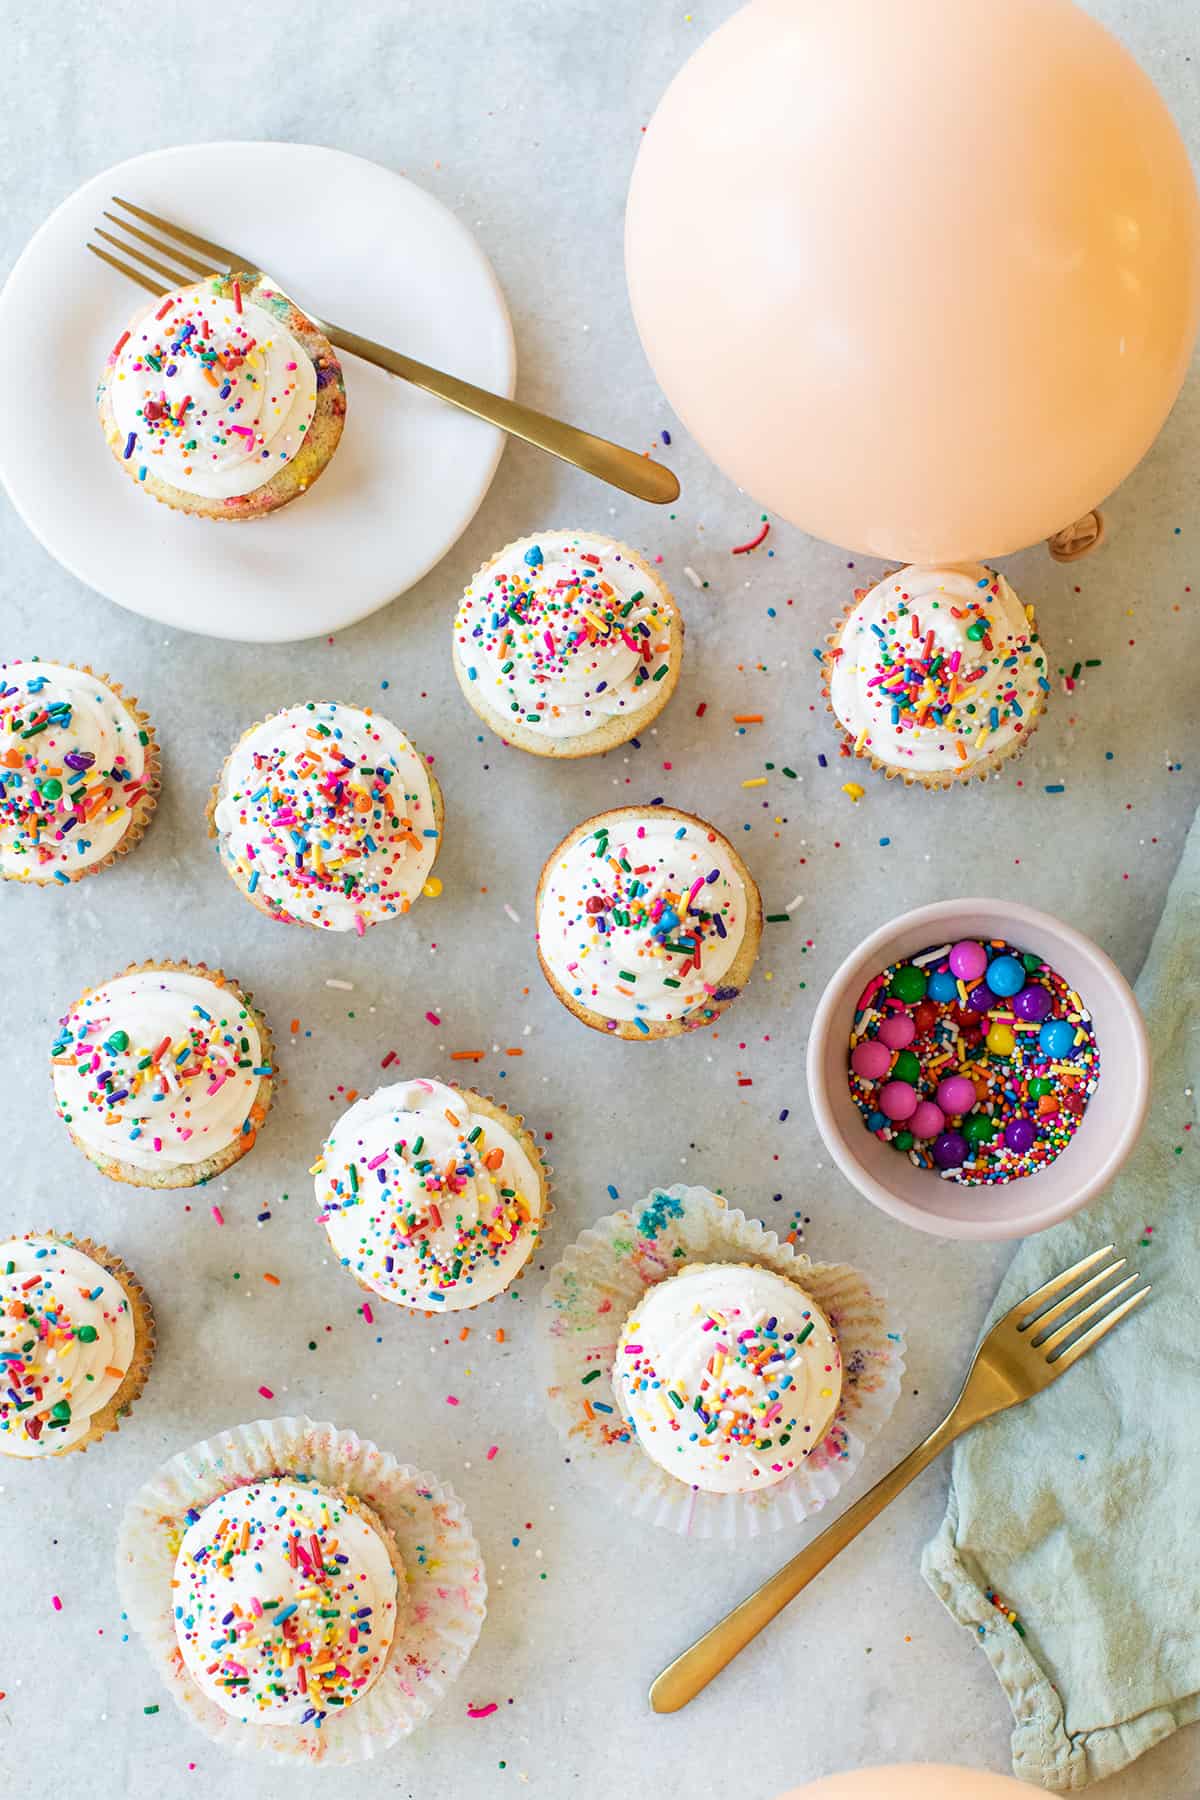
828,565 -> 1048,774
174,1478 -> 399,1725
453,532 -> 676,740
613,1264 -> 841,1494
537,809 -> 752,1029
51,968 -> 268,1172
0,1235 -> 138,1458
212,703 -> 439,933
104,282 -> 316,500
316,1079 -> 544,1312
0,662 -> 151,879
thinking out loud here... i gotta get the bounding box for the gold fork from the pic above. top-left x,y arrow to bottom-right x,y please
650,1243 -> 1149,1713
88,197 -> 679,506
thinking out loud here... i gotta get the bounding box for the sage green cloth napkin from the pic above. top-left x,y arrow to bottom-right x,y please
922,814 -> 1200,1793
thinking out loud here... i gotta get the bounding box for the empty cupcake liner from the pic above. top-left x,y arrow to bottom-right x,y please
542,1185 -> 905,1539
117,1415 -> 486,1764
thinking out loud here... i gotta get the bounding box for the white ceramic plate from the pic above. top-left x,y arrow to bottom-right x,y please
0,141 -> 515,643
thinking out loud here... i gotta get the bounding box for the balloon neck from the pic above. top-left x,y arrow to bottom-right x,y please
1047,510 -> 1106,563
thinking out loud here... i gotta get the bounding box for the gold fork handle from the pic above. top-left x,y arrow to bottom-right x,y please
648,1414 -> 963,1714
322,321 -> 680,506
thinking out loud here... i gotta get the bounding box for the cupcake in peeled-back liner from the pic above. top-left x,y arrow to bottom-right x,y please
50,960 -> 275,1188
1,659 -> 159,885
207,703 -> 443,934
0,1230 -> 155,1458
821,564 -> 1050,788
314,1078 -> 549,1312
96,275 -> 345,520
613,1261 -> 842,1494
535,804 -> 763,1039
452,530 -> 684,756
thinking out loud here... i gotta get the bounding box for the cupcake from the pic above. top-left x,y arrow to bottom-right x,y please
174,1477 -> 402,1725
96,276 -> 345,520
51,960 -> 274,1188
452,530 -> 684,756
821,564 -> 1049,788
1,660 -> 159,884
208,703 -> 443,933
536,805 -> 763,1039
613,1262 -> 842,1494
119,1416 -> 485,1762
315,1079 -> 548,1312
0,1231 -> 155,1457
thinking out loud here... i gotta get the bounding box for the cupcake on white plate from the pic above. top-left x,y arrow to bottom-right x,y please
452,530 -> 684,756
208,703 -> 443,933
314,1078 -> 550,1312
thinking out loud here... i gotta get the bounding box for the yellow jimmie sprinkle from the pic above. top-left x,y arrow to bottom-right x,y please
741,777 -> 768,789
842,782 -> 865,802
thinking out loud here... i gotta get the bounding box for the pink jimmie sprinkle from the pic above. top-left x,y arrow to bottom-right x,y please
229,424 -> 254,443
467,1703 -> 498,1720
51,1595 -> 63,1612
258,1385 -> 274,1399
486,1445 -> 499,1461
362,1303 -> 374,1325
211,1206 -> 224,1226
425,1011 -> 441,1025
446,1394 -> 459,1406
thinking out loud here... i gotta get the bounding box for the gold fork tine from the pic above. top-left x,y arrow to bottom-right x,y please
1048,1285 -> 1151,1372
1025,1257 -> 1127,1339
111,195 -> 240,270
101,211 -> 217,278
93,228 -> 194,291
85,242 -> 167,300
1006,1243 -> 1116,1325
1037,1273 -> 1142,1355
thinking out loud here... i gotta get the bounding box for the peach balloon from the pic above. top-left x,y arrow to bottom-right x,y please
774,1766 -> 1037,1799
626,0 -> 1200,563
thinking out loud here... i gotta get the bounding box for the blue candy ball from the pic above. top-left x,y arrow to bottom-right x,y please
985,954 -> 1026,998
1039,1018 -> 1076,1060
928,970 -> 957,1003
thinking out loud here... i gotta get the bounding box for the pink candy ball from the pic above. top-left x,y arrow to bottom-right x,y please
879,1080 -> 918,1121
936,1074 -> 978,1116
949,939 -> 987,982
910,1100 -> 946,1140
878,1012 -> 916,1050
851,1039 -> 891,1081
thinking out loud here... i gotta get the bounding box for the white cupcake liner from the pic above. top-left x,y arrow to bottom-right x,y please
542,1186 -> 905,1539
116,1415 -> 486,1765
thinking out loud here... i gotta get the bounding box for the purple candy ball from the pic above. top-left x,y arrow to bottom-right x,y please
1004,1116 -> 1037,1154
949,939 -> 987,983
967,982 -> 995,1014
851,1039 -> 891,1081
933,1130 -> 968,1169
1012,984 -> 1053,1023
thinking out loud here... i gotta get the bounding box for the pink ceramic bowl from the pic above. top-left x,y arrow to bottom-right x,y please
806,898 -> 1150,1241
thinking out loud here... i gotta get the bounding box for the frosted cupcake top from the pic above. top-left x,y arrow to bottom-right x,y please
211,703 -> 439,933
51,967 -> 268,1172
0,1234 -> 137,1458
454,532 -> 676,740
827,565 -> 1048,775
0,661 -> 152,880
315,1079 -> 543,1312
537,808 -> 753,1030
173,1477 -> 399,1726
613,1263 -> 842,1494
102,281 -> 317,500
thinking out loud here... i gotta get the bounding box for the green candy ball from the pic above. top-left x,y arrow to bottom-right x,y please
892,1130 -> 914,1152
963,1112 -> 997,1144
891,1049 -> 921,1085
1029,1076 -> 1054,1098
889,965 -> 927,1004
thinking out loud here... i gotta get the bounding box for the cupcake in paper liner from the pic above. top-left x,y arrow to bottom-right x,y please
452,530 -> 685,758
50,959 -> 275,1189
314,1078 -> 552,1313
206,702 -> 444,934
536,805 -> 763,1040
819,565 -> 1050,790
1,660 -> 160,885
542,1185 -> 904,1537
0,1230 -> 155,1459
96,276 -> 346,520
117,1416 -> 485,1764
